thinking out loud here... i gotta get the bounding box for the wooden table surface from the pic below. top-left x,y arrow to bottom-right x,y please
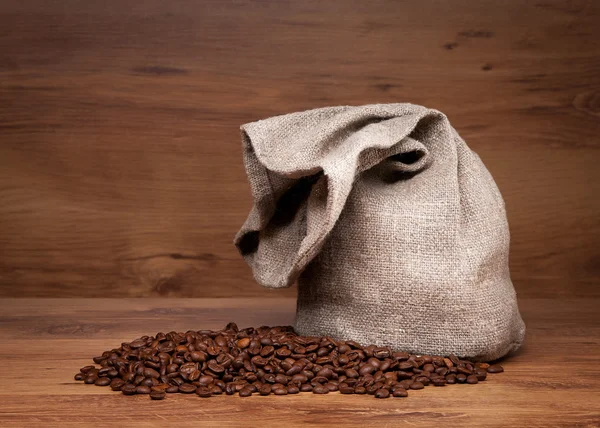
0,297 -> 598,427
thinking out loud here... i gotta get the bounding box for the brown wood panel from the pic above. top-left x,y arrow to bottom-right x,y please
0,0 -> 599,297
0,295 -> 598,427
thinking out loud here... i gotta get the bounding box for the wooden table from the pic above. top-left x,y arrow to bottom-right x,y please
0,297 -> 598,427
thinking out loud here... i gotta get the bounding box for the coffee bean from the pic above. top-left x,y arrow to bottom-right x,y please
110,378 -> 126,391
190,351 -> 207,362
259,384 -> 272,396
359,364 -> 376,376
166,385 -> 179,393
236,338 -> 250,349
409,381 -> 424,390
392,388 -> 408,397
432,378 -> 446,387
239,387 -> 252,397
466,375 -> 479,384
207,361 -> 224,374
135,385 -> 151,394
474,370 -> 487,381
94,377 -> 111,386
84,376 -> 97,384
121,384 -> 136,395
273,387 -> 288,395
300,383 -> 313,392
274,374 -> 288,385
143,368 -> 160,379
375,389 -> 390,398
344,368 -> 359,379
487,364 -> 504,373
80,365 -> 96,374
325,383 -> 338,392
178,383 -> 197,394
196,387 -> 212,398
150,390 -> 166,400
312,385 -> 329,394
339,384 -> 354,394
354,386 -> 367,394
260,346 -> 275,357
456,374 -> 467,383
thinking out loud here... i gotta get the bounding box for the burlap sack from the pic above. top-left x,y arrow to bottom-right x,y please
235,103 -> 525,361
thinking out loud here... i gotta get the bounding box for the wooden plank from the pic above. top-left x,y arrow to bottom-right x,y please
0,0 -> 599,297
0,296 -> 598,427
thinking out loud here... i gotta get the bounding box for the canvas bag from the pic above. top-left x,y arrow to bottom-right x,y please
235,103 -> 525,361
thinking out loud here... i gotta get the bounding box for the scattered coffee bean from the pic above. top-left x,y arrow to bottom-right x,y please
196,387 -> 212,398
75,323 -> 506,400
94,377 -> 111,387
392,388 -> 408,397
466,374 -> 478,384
375,389 -> 390,398
312,385 -> 329,394
150,390 -> 166,400
239,388 -> 253,397
135,385 -> 151,394
121,384 -> 136,395
178,383 -> 197,394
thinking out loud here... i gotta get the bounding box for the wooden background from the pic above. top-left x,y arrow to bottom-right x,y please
0,0 -> 598,298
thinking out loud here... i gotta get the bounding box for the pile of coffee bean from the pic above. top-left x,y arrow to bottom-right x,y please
74,323 -> 504,400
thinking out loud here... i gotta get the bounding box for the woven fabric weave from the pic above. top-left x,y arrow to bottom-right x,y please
235,103 -> 525,361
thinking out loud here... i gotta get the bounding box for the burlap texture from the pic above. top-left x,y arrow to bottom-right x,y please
235,103 -> 525,361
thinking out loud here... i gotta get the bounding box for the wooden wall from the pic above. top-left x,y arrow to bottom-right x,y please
1,0 -> 598,298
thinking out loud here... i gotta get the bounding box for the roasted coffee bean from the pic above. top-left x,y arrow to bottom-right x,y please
178,383 -> 197,394
474,370 -> 487,381
225,383 -> 236,395
409,381 -> 424,390
274,374 -> 289,385
312,385 -> 329,394
339,384 -> 354,394
121,384 -> 136,395
354,386 -> 367,394
345,368 -> 359,379
190,351 -> 207,362
210,385 -> 223,395
259,384 -> 272,395
196,386 -> 212,398
375,388 -> 390,398
300,383 -> 313,392
466,375 -> 479,384
84,375 -> 98,384
325,383 -> 339,392
150,390 -> 166,400
392,388 -> 408,397
273,387 -> 288,395
135,385 -> 151,394
110,378 -> 126,391
94,377 -> 111,387
260,346 -> 275,357
239,387 -> 253,397
236,338 -> 250,349
76,323 -> 505,400
143,368 -> 160,379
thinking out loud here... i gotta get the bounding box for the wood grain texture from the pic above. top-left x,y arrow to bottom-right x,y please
0,0 -> 599,297
0,296 -> 598,427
